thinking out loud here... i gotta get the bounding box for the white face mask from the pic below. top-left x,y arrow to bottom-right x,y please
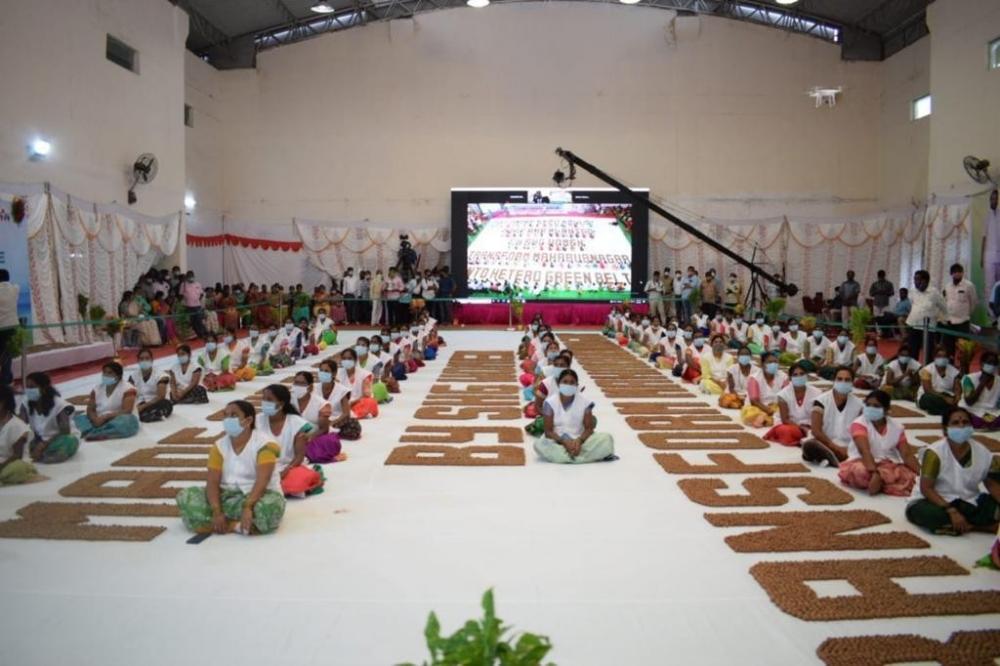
290,385 -> 308,399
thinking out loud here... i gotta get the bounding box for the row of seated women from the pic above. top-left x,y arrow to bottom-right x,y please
609,313 -> 1000,542
517,319 -> 616,465
607,309 -> 1000,430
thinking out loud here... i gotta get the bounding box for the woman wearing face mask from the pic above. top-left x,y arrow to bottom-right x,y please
18,372 -> 79,463
388,328 -> 409,381
198,332 -> 236,392
269,320 -> 299,369
816,330 -> 854,379
534,369 -> 615,464
801,366 -> 866,467
368,335 -> 398,397
905,406 -> 1000,535
721,345 -> 755,409
673,327 -> 702,382
652,325 -> 679,368
290,371 -> 348,465
130,348 -> 172,423
746,315 -> 768,356
838,390 -> 918,496
700,334 -> 735,396
727,314 -> 749,349
961,351 -> 1000,430
258,385 -> 321,497
176,400 -> 286,535
532,353 -> 572,417
882,344 -> 921,401
245,326 -> 274,376
741,351 -> 788,428
337,348 -> 379,419
765,362 -> 822,446
916,345 -> 962,415
804,329 -> 831,375
310,309 -> 337,350
169,344 -> 208,404
0,385 -> 39,485
74,362 -> 140,441
316,360 -> 360,440
778,318 -> 807,364
853,336 -> 885,390
223,326 -> 255,383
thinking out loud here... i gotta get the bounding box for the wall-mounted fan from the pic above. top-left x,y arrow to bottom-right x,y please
963,155 -> 996,186
127,153 -> 159,204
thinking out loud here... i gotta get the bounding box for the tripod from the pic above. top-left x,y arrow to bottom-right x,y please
743,245 -> 770,318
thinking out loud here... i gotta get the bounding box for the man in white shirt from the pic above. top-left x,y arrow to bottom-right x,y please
645,271 -> 665,324
0,269 -> 19,386
905,269 -> 945,363
985,189 -> 999,285
341,267 -> 359,324
940,263 -> 978,359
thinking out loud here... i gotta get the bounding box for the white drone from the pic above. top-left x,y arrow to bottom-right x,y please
807,86 -> 843,108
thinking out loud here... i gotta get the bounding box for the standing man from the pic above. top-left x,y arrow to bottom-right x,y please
840,270 -> 861,322
700,270 -> 718,319
660,267 -> 673,320
370,269 -> 384,326
357,270 -> 372,325
384,268 -> 404,326
341,267 -> 358,325
438,266 -> 454,324
421,269 -> 439,320
724,272 -> 743,315
672,269 -> 685,322
941,263 -> 978,359
985,189 -> 999,285
179,270 -> 207,339
0,269 -> 19,387
905,269 -> 945,363
645,271 -> 665,324
869,270 -> 895,316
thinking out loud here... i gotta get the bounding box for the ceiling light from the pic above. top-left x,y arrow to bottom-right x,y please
310,2 -> 336,13
775,0 -> 799,5
28,137 -> 51,160
184,193 -> 197,210
467,0 -> 490,8
620,0 -> 641,4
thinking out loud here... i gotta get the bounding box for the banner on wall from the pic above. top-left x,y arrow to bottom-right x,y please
0,197 -> 33,326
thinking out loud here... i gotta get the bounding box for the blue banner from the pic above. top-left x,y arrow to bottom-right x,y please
0,197 -> 33,326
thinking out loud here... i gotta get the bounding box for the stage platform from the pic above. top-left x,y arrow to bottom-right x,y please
12,340 -> 115,377
454,299 -> 649,326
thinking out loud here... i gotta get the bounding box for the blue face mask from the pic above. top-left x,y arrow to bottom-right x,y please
178,355 -> 189,364
946,425 -> 974,444
547,351 -> 558,360
791,375 -> 808,388
641,319 -> 650,327
864,406 -> 885,422
261,401 -> 279,417
223,336 -> 233,345
26,387 -> 41,402
666,330 -> 676,338
139,360 -> 153,371
285,324 -> 293,332
789,325 -> 799,332
765,362 -> 779,375
318,370 -> 333,384
983,363 -> 997,375
837,336 -> 849,345
693,339 -> 705,348
249,330 -> 259,338
544,365 -> 559,377
370,344 -> 380,353
223,417 -> 244,437
683,332 -> 693,340
833,380 -> 853,395
898,356 -> 911,366
205,343 -> 217,352
558,384 -> 577,397
756,319 -> 764,326
934,357 -> 949,368
738,355 -> 752,366
101,375 -> 117,387
813,331 -> 823,339
866,346 -> 877,356
341,359 -> 356,370
355,345 -> 367,356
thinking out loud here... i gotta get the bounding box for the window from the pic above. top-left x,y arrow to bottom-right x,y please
912,94 -> 931,120
990,37 -> 1000,70
184,104 -> 194,128
106,34 -> 138,73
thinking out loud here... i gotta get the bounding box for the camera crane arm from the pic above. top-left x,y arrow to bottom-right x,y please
553,147 -> 798,297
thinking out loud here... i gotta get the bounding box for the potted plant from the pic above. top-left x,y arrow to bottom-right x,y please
765,298 -> 786,324
957,339 -> 979,376
800,315 -> 817,334
849,307 -> 873,347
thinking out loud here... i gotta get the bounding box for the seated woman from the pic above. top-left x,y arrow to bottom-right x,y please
367,335 -> 397,400
169,345 -> 209,404
337,347 -> 379,419
699,334 -> 734,396
906,406 -> 1000,535
0,385 -> 39,485
130,348 -> 173,423
653,326 -> 681,368
801,366 -> 866,467
882,344 -> 921,401
245,327 -> 273,376
917,345 -> 962,416
720,345 -> 755,409
18,372 -> 79,463
746,315 -> 769,356
766,362 -> 821,446
258,385 -> 321,497
310,310 -> 337,350
674,328 -> 704,382
804,329 -> 831,375
778,318 -> 808,366
533,369 -> 615,464
838,390 -> 919,496
961,352 -> 1000,430
317,360 -> 362,441
270,319 -> 303,367
727,315 -> 749,350
176,400 -> 286,535
290,371 -> 347,464
691,309 -> 710,337
642,316 -> 664,358
532,353 -> 572,417
74,362 -> 140,441
708,313 -> 729,339
223,328 -> 255,382
819,331 -> 855,380
741,352 -> 788,428
853,336 -> 885,389
198,333 -> 236,392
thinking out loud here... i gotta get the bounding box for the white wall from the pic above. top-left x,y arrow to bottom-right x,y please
878,38 -> 930,207
184,52 -> 226,234
927,0 -> 1000,197
210,4 -> 884,228
0,0 -> 188,217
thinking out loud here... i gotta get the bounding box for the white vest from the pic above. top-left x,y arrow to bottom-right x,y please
94,380 -> 135,417
216,429 -> 281,494
296,392 -> 329,428
961,372 -> 1000,417
829,341 -> 855,366
807,337 -> 831,361
917,363 -> 960,401
323,382 -> 352,419
544,393 -> 593,440
337,366 -> 373,401
856,353 -> 885,377
782,331 -> 808,355
170,362 -> 201,391
255,412 -> 310,473
130,367 -> 166,403
846,415 -> 905,462
198,348 -> 229,373
727,364 -> 754,394
777,384 -> 822,426
751,370 -> 787,406
910,438 -> 993,505
27,395 -> 78,441
247,336 -> 270,365
813,390 -> 864,447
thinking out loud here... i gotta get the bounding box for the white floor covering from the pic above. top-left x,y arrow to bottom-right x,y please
0,329 -> 997,666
